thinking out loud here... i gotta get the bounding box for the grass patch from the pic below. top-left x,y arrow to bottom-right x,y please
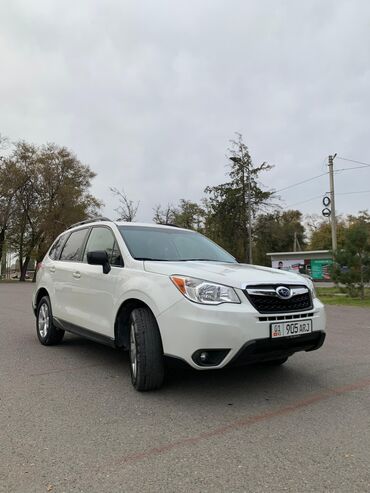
316,287 -> 370,307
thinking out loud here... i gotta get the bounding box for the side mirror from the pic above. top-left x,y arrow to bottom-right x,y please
87,250 -> 111,274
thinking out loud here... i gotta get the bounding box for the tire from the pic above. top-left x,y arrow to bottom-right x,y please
36,296 -> 65,346
264,357 -> 288,366
129,307 -> 165,391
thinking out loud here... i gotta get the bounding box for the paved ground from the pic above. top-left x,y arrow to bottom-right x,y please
1,283 -> 369,493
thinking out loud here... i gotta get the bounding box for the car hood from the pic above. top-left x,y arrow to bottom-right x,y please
144,261 -> 309,290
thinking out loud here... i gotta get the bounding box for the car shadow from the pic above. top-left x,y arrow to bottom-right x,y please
60,333 -> 322,405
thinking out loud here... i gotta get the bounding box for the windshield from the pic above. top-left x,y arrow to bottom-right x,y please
118,226 -> 237,263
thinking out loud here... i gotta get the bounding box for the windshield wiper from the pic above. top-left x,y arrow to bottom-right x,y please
181,258 -> 219,262
181,259 -> 237,263
134,257 -> 170,261
134,257 -> 235,263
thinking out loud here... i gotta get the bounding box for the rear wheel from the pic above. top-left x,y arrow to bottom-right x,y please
36,296 -> 64,345
129,307 -> 164,391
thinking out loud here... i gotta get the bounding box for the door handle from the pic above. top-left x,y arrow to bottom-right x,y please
49,266 -> 56,273
73,271 -> 81,279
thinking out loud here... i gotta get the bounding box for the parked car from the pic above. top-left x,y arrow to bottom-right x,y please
32,218 -> 326,391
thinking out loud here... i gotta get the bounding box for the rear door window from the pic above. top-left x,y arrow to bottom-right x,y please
49,234 -> 67,260
59,229 -> 89,262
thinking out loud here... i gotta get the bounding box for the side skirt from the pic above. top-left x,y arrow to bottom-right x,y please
53,317 -> 116,348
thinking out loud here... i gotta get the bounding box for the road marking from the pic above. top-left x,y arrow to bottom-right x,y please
110,377 -> 370,466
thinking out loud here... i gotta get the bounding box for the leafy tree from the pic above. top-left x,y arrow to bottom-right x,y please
204,133 -> 275,262
332,218 -> 370,299
33,143 -> 101,267
308,216 -> 346,250
0,158 -> 29,267
348,210 -> 370,227
3,141 -> 101,281
203,187 -> 245,258
1,142 -> 37,277
173,200 -> 205,231
0,135 -> 19,265
153,200 -> 205,231
253,210 -> 306,266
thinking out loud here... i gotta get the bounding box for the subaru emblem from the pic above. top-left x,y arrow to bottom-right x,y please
276,286 -> 292,299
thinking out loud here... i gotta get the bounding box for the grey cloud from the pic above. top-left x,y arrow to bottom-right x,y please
1,0 -> 370,221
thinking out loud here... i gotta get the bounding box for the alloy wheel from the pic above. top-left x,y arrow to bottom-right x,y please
130,322 -> 137,380
38,303 -> 49,338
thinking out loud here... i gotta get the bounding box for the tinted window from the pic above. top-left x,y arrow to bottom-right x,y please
118,226 -> 236,263
60,229 -> 88,262
49,234 -> 67,260
84,227 -> 122,266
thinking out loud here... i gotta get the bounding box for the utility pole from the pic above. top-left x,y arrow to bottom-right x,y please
328,154 -> 337,252
293,232 -> 301,252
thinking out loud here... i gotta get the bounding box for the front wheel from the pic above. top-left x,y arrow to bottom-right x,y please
36,296 -> 64,345
129,307 -> 164,391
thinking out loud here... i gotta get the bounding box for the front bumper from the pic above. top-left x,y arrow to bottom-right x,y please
228,330 -> 325,367
157,294 -> 326,369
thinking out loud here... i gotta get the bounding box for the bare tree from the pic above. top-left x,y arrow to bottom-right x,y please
0,133 -> 10,152
110,187 -> 139,222
153,203 -> 176,225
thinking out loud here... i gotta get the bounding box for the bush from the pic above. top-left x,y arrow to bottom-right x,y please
332,221 -> 370,299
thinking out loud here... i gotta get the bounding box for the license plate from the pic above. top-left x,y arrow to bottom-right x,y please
271,319 -> 313,338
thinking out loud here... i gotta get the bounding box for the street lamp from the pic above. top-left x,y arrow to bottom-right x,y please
229,156 -> 253,264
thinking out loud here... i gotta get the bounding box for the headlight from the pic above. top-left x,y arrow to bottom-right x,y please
170,275 -> 240,305
305,278 -> 317,299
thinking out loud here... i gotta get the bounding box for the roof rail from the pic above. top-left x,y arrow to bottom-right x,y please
67,217 -> 112,230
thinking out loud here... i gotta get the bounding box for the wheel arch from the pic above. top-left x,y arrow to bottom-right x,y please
34,287 -> 50,315
114,298 -> 159,349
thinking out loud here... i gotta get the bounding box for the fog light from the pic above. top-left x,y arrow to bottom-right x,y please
192,349 -> 230,366
200,352 -> 208,363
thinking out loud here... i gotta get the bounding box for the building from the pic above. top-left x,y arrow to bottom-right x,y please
266,250 -> 333,281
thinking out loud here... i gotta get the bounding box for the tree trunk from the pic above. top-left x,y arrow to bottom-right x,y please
0,228 -> 5,267
20,255 -> 30,282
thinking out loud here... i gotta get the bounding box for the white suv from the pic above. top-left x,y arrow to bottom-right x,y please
33,218 -> 326,391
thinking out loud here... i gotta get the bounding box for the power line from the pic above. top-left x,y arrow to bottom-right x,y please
273,172 -> 328,194
271,157 -> 369,198
337,189 -> 370,196
285,189 -> 370,209
335,165 -> 370,172
336,156 -> 370,168
285,194 -> 324,208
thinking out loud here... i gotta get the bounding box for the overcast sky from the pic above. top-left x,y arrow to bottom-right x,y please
1,0 -> 370,221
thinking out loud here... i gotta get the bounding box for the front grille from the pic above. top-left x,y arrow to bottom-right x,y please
244,284 -> 312,314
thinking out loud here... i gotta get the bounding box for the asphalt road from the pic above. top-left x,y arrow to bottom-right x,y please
1,283 -> 369,493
